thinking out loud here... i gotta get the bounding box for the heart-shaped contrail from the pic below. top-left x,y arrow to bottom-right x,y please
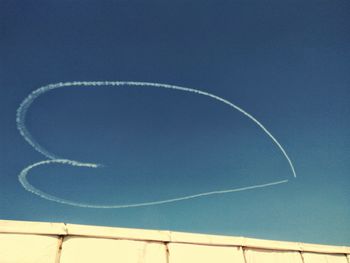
17,81 -> 296,208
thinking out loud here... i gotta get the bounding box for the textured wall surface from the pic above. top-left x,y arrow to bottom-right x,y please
0,220 -> 349,263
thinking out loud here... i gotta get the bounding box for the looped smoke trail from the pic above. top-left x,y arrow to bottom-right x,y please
17,81 -> 296,208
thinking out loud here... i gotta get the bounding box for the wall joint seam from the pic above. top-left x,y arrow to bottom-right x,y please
242,246 -> 248,263
55,235 -> 64,263
164,242 -> 170,263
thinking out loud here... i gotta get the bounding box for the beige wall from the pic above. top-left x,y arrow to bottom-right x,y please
0,220 -> 349,263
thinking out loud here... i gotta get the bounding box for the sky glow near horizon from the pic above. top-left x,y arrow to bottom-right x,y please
0,0 -> 349,246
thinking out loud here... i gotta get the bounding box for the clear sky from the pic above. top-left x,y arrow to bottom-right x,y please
0,0 -> 349,246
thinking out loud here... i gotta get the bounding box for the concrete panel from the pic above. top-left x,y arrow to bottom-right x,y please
0,220 -> 67,235
302,252 -> 348,263
244,248 -> 303,263
66,223 -> 170,242
170,231 -> 243,246
0,233 -> 59,263
60,236 -> 167,263
168,243 -> 245,263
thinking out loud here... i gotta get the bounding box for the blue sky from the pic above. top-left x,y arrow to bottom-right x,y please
0,0 -> 349,245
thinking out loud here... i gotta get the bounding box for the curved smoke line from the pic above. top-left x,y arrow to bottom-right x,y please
18,159 -> 288,208
17,81 -> 296,208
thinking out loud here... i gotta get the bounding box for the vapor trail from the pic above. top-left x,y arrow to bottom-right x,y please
17,81 -> 296,208
19,158 -> 288,208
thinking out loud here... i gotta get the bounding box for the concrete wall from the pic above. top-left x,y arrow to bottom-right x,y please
0,220 -> 349,263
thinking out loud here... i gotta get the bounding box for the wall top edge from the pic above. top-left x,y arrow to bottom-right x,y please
1,219 -> 349,254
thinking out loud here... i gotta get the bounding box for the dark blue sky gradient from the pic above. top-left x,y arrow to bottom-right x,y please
0,0 -> 349,245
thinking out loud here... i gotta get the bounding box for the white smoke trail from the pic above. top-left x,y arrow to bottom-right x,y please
17,81 -> 296,208
19,159 -> 289,208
